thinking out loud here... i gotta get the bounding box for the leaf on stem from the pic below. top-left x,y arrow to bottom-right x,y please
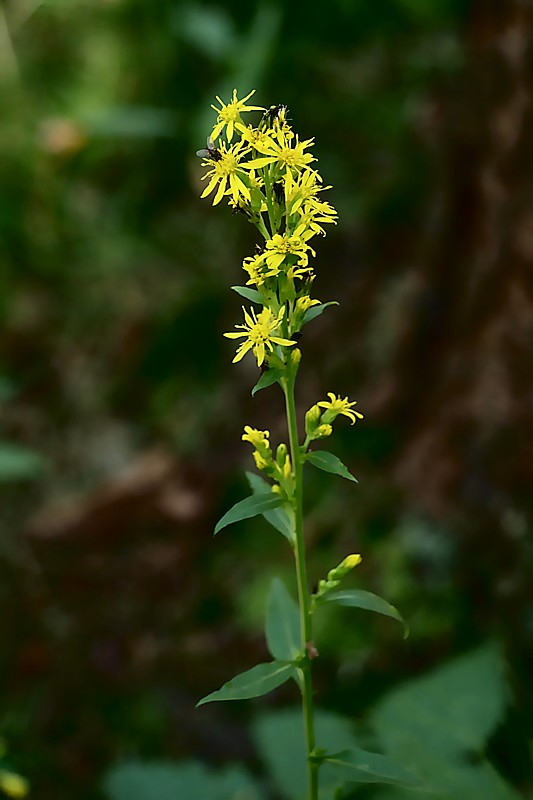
246,472 -> 295,545
214,493 -> 284,535
251,369 -> 283,396
320,590 -> 408,638
265,578 -> 301,661
301,301 -> 338,327
196,661 -> 295,706
231,285 -> 265,304
306,451 -> 358,483
320,747 -> 420,787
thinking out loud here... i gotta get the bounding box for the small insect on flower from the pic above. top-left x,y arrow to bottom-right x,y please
261,104 -> 289,127
196,136 -> 222,162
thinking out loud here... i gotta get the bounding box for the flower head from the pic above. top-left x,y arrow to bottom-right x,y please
261,232 -> 315,275
317,393 -> 364,425
245,128 -> 316,172
242,426 -> 270,451
224,307 -> 295,366
211,89 -> 264,143
200,140 -> 251,206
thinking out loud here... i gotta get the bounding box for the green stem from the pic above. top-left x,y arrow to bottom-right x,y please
283,375 -> 318,800
262,167 -> 277,235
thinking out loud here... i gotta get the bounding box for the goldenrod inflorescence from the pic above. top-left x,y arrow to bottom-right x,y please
198,91 -> 341,374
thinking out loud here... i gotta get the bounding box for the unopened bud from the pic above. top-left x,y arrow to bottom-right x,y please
276,443 -> 288,466
253,451 -> 270,471
290,348 -> 301,368
315,424 -> 332,439
305,404 -> 322,437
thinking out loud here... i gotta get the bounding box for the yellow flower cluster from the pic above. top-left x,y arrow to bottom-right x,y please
198,90 -> 337,369
242,427 -> 294,499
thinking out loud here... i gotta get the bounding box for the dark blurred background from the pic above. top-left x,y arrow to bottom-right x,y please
0,0 -> 531,798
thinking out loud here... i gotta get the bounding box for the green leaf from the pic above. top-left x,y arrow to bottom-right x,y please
302,301 -> 339,327
252,707 -> 358,800
251,369 -> 283,396
306,451 -> 358,483
0,442 -> 46,482
370,643 -> 509,761
246,472 -> 295,545
197,661 -> 295,706
102,759 -> 260,800
321,748 -> 420,788
368,643 -> 521,800
231,285 -> 265,304
321,590 -> 408,638
265,578 -> 301,661
214,493 -> 284,535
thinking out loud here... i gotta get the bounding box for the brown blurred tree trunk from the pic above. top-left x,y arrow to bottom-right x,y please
389,0 -> 532,654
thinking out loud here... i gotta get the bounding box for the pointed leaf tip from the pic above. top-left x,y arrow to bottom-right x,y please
322,590 -> 408,637
214,493 -> 284,535
306,450 -> 358,483
197,661 -> 295,706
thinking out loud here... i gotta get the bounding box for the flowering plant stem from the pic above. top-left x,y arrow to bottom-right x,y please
284,374 -> 318,800
197,90 -> 410,800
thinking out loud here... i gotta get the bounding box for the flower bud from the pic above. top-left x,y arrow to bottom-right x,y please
276,443 -> 288,466
290,348 -> 302,369
305,404 -> 322,437
314,424 -> 332,439
253,451 -> 270,471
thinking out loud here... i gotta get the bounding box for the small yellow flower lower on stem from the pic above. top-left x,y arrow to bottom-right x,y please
317,393 -> 364,425
224,307 -> 295,366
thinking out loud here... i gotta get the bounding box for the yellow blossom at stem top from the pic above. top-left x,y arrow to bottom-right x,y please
244,128 -> 316,171
200,141 -> 251,206
317,393 -> 364,425
210,89 -> 264,143
224,307 -> 295,366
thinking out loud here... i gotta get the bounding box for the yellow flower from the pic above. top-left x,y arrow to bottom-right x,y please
284,169 -> 324,216
236,124 -> 276,150
244,128 -> 316,171
242,253 -> 278,286
200,140 -> 251,206
293,198 -> 338,239
211,89 -> 264,143
261,232 -> 315,274
0,770 -> 29,799
224,307 -> 296,366
242,426 -> 270,450
295,296 -> 320,314
317,393 -> 364,425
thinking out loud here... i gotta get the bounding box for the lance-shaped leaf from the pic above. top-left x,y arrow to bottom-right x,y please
320,590 -> 408,638
252,369 -> 283,396
214,493 -> 284,535
306,451 -> 358,483
196,661 -> 295,706
302,301 -> 339,327
231,285 -> 265,304
266,578 -> 302,661
320,747 -> 420,788
246,472 -> 295,545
